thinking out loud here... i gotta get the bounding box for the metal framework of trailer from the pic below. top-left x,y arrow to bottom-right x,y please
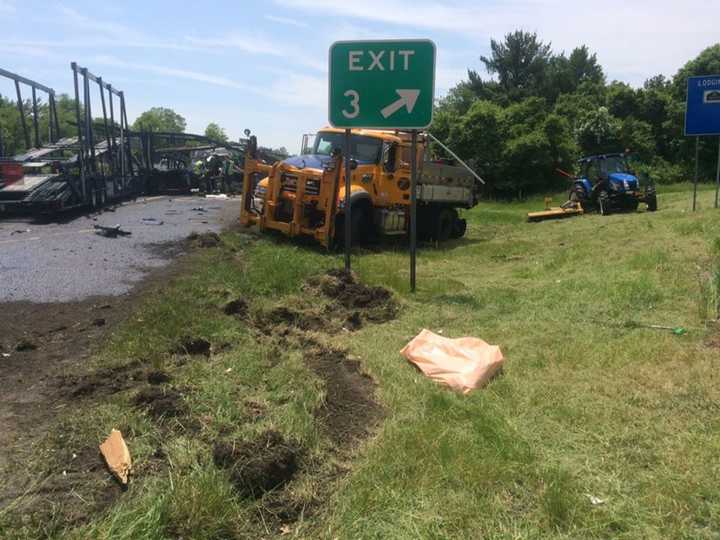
71,62 -> 135,202
0,67 -> 61,157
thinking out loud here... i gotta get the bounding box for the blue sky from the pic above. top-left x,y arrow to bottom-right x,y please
1,0 -> 718,151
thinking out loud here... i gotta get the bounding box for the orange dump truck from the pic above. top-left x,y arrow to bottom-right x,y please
240,128 -> 481,247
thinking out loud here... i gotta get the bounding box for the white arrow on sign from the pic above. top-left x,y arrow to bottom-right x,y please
380,89 -> 420,118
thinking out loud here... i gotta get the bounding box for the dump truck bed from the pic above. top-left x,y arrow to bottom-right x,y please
418,161 -> 476,207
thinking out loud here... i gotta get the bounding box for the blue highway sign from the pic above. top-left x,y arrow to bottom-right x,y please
685,75 -> 720,136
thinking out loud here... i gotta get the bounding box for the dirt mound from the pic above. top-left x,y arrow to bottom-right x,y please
262,306 -> 329,333
309,269 -> 398,323
304,345 -> 384,446
188,231 -> 221,248
213,430 -> 302,498
172,336 -> 211,357
223,298 -> 248,317
147,369 -> 171,385
132,386 -> 186,418
62,361 -> 144,398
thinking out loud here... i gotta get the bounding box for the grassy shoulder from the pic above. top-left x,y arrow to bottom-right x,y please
3,184 -> 720,539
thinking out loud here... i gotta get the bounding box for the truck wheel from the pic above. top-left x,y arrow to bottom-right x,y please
335,203 -> 368,247
451,217 -> 467,239
646,194 -> 657,212
433,208 -> 456,241
599,190 -> 611,216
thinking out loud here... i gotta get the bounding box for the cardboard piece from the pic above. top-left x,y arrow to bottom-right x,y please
99,429 -> 132,485
400,329 -> 504,394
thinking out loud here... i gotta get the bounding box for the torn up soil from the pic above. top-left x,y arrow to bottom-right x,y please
305,345 -> 385,447
0,298 -> 145,530
308,269 -> 398,323
187,231 -> 222,248
59,360 -> 144,398
172,336 -> 212,357
133,386 -> 187,419
213,430 -> 302,499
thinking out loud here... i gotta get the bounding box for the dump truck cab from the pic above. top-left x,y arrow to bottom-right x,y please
242,128 -> 478,247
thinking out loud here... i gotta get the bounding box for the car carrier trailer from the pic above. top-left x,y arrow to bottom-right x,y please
0,63 -> 137,215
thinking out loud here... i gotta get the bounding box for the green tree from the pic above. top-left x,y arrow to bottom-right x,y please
132,107 -> 186,133
204,122 -> 228,142
480,31 -> 553,100
576,106 -> 622,155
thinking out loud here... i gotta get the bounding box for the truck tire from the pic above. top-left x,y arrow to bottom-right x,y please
646,194 -> 657,212
451,217 -> 467,239
335,202 -> 368,247
598,190 -> 611,216
433,207 -> 456,241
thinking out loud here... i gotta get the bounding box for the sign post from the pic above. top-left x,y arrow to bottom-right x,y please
329,39 -> 436,288
715,139 -> 720,209
685,75 -> 720,211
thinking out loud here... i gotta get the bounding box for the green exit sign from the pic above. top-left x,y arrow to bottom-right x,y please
329,39 -> 436,129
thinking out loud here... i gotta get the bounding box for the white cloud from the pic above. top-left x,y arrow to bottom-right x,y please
185,33 -> 325,72
267,72 -> 326,109
275,0 -> 720,86
91,55 -> 255,92
58,5 -> 146,41
264,14 -> 309,28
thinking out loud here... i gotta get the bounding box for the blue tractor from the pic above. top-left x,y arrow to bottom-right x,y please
568,153 -> 657,215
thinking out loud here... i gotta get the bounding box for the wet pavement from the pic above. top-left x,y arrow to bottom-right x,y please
0,195 -> 240,302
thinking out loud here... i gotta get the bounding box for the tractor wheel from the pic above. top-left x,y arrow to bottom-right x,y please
433,207 -> 456,241
598,190 -> 611,216
646,193 -> 657,212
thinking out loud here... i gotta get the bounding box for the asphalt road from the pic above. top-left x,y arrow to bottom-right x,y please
0,195 -> 240,303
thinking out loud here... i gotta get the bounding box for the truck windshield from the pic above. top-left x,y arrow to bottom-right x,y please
312,132 -> 382,164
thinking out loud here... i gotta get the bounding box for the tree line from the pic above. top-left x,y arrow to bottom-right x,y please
431,32 -> 720,198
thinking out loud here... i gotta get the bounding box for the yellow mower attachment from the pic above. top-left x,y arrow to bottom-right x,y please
527,199 -> 583,222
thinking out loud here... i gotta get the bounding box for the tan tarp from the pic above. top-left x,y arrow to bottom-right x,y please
99,429 -> 132,485
400,329 -> 504,394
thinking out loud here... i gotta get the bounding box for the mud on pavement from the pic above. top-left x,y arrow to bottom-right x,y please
0,228 -> 203,532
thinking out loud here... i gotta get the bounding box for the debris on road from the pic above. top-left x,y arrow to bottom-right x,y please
99,429 -> 132,485
93,224 -> 132,238
15,338 -> 37,352
141,217 -> 164,226
400,329 -> 504,394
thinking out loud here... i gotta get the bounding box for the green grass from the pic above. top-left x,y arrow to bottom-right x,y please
2,183 -> 720,539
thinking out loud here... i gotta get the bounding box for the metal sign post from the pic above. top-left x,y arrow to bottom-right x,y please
693,137 -> 700,211
715,138 -> 720,209
410,130 -> 418,292
344,128 -> 352,272
685,75 -> 720,210
328,39 -> 436,290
